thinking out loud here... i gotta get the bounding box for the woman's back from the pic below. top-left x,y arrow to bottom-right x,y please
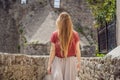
50,30 -> 80,58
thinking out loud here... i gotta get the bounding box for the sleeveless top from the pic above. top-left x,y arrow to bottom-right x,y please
50,30 -> 80,58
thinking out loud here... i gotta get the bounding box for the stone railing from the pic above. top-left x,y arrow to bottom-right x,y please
22,43 -> 96,57
0,53 -> 120,80
0,53 -> 48,80
22,43 -> 50,55
79,56 -> 120,80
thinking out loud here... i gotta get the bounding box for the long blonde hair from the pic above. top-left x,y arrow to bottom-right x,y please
56,12 -> 73,57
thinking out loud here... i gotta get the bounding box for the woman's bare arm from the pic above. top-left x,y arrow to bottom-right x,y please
48,43 -> 55,67
76,41 -> 81,70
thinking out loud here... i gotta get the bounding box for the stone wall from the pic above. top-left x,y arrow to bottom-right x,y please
0,0 -> 20,53
0,53 -> 48,80
23,43 -> 50,55
0,53 -> 120,80
79,56 -> 120,80
23,43 -> 96,57
116,0 -> 120,46
0,0 -> 49,53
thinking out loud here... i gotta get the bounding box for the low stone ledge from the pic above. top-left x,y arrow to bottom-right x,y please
0,53 -> 49,80
79,55 -> 120,80
0,53 -> 120,80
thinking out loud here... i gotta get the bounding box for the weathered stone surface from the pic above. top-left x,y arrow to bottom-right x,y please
0,0 -> 48,53
105,46 -> 120,59
23,43 -> 50,55
117,0 -> 120,45
0,53 -> 48,80
0,0 -> 19,53
0,52 -> 120,80
79,56 -> 120,80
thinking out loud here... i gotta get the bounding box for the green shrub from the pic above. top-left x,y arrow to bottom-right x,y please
87,0 -> 116,28
96,53 -> 106,57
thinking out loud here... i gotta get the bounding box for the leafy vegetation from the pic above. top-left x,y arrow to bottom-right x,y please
96,53 -> 106,57
87,0 -> 116,28
95,46 -> 106,57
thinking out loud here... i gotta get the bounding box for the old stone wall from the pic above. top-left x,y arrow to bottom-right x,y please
0,0 -> 20,53
79,56 -> 120,80
0,53 -> 48,80
0,53 -> 120,80
0,0 -> 49,53
23,43 -> 50,55
116,0 -> 120,46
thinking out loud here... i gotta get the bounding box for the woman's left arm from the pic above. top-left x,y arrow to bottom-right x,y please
76,41 -> 81,71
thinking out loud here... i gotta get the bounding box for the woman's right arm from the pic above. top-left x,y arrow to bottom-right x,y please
47,43 -> 55,74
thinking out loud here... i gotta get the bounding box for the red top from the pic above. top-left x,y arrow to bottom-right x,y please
50,30 -> 80,58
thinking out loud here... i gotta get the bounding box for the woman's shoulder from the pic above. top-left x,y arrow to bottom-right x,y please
50,30 -> 58,42
51,30 -> 58,39
52,30 -> 58,35
73,30 -> 80,41
73,30 -> 79,35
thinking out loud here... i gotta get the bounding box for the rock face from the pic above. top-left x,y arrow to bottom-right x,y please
0,0 -> 20,53
0,52 -> 120,80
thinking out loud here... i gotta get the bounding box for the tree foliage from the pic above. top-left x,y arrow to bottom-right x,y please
87,0 -> 116,27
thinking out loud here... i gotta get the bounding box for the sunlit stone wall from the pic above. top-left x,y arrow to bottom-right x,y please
116,0 -> 120,46
0,53 -> 120,80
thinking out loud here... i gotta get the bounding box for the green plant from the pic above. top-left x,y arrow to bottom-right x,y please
18,23 -> 24,34
96,53 -> 106,57
19,28 -> 24,34
95,46 -> 106,57
77,27 -> 84,34
87,0 -> 116,28
22,36 -> 27,43
23,40 -> 40,47
32,40 -> 39,44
